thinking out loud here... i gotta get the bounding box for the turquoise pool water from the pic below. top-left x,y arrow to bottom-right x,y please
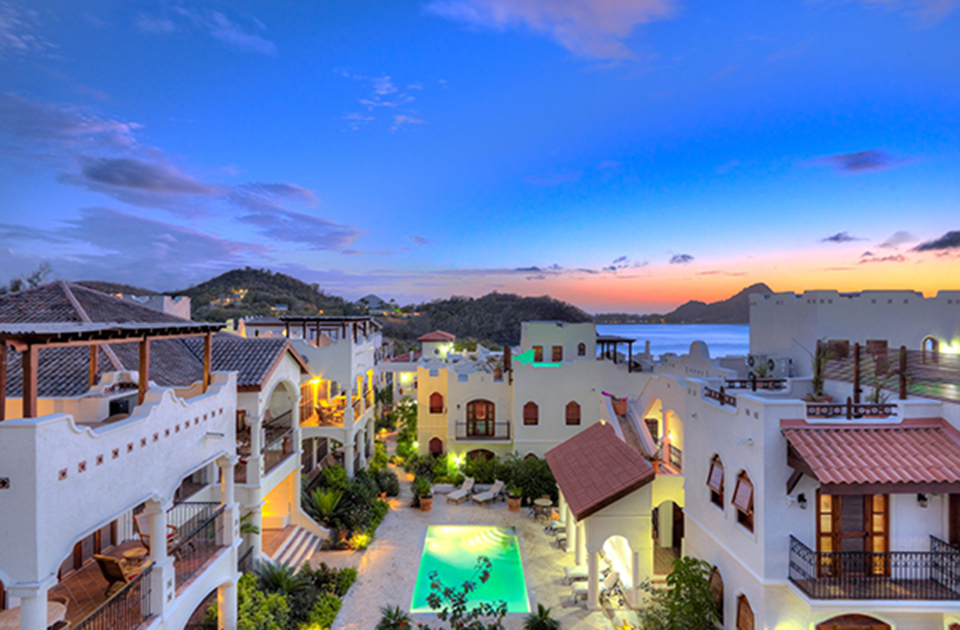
411,525 -> 530,613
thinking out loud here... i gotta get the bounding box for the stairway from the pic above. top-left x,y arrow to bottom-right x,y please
270,527 -> 323,571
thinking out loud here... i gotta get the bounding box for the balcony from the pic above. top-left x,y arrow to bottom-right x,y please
806,398 -> 897,420
454,422 -> 512,441
703,386 -> 737,407
301,396 -> 347,429
263,427 -> 295,476
789,535 -> 960,600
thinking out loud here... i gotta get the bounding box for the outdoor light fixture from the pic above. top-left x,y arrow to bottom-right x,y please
917,493 -> 929,508
797,493 -> 807,509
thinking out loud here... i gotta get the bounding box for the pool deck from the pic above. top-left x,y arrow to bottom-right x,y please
325,468 -> 635,630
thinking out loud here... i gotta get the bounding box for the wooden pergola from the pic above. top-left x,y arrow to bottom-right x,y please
279,315 -> 381,346
0,321 -> 224,421
596,334 -> 637,372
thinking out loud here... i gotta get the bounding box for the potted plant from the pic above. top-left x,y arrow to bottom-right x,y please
804,340 -> 835,403
493,358 -> 504,380
612,396 -> 628,416
414,477 -> 433,512
507,486 -> 522,512
641,441 -> 664,474
523,603 -> 560,630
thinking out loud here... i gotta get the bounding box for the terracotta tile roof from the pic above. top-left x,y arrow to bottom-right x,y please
545,422 -> 655,520
782,418 -> 960,488
389,350 -> 421,362
1,282 -> 304,397
418,330 -> 456,342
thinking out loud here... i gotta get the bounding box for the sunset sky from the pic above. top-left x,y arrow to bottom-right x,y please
1,0 -> 958,312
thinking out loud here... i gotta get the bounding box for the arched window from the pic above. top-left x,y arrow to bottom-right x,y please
466,400 -> 495,437
429,392 -> 444,414
577,342 -> 586,357
707,455 -> 724,508
565,401 -> 581,426
736,594 -> 754,630
816,615 -> 890,630
524,453 -> 539,461
922,336 -> 939,365
533,345 -> 544,362
429,437 -> 443,456
523,402 -> 539,426
733,472 -> 754,532
708,567 -> 723,625
467,448 -> 494,461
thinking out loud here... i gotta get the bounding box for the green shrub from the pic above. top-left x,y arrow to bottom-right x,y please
319,464 -> 348,491
375,468 -> 400,497
376,605 -> 412,630
335,568 -> 358,596
303,592 -> 342,629
307,489 -> 343,527
205,573 -> 289,630
370,442 -> 389,472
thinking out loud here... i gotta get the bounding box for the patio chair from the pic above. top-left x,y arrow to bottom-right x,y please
572,570 -> 619,603
446,477 -> 475,503
50,621 -> 71,630
471,480 -> 505,505
563,559 -> 611,584
554,531 -> 568,548
133,512 -> 180,554
93,555 -> 140,597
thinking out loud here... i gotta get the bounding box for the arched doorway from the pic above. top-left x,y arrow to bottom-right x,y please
429,437 -> 443,456
467,449 -> 494,461
652,499 -> 684,575
465,399 -> 495,438
816,614 -> 891,630
922,336 -> 939,364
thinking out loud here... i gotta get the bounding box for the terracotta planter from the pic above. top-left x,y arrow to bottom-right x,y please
379,492 -> 387,501
493,368 -> 503,379
420,496 -> 433,512
507,496 -> 521,512
651,460 -> 660,474
612,400 -> 628,416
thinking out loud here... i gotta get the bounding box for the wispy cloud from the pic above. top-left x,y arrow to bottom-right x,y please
914,230 -> 960,252
821,231 -> 865,243
879,230 -> 916,249
852,0 -> 959,25
425,0 -> 678,60
137,7 -> 277,55
410,236 -> 429,246
0,1 -> 53,58
818,149 -> 904,173
338,71 -> 425,130
670,253 -> 694,264
391,114 -> 425,131
859,252 -> 907,264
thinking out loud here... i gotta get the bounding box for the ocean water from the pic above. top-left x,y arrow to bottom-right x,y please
411,525 -> 529,613
596,324 -> 750,359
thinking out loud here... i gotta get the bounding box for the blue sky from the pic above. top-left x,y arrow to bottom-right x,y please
1,0 -> 958,311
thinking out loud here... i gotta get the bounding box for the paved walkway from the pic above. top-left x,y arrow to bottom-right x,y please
326,468 -> 636,629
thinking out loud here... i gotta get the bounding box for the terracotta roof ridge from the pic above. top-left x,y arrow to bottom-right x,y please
61,281 -> 123,372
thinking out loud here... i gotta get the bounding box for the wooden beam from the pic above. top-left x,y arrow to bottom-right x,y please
0,343 -> 6,422
89,345 -> 99,389
22,344 -> 38,418
138,337 -> 150,405
203,332 -> 212,393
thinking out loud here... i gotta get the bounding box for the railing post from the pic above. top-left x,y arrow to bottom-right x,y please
853,342 -> 861,404
899,345 -> 908,400
846,397 -> 853,420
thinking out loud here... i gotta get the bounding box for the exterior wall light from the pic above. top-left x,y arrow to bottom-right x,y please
797,493 -> 807,509
917,493 -> 929,508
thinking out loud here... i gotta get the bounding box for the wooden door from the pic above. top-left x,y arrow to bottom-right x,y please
672,503 -> 684,554
817,493 -> 888,577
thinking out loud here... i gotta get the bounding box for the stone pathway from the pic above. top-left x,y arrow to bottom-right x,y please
326,466 -> 636,629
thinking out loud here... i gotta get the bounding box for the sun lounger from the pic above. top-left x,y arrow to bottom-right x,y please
471,480 -> 505,505
446,477 -> 475,503
563,559 -> 610,583
572,570 -> 619,603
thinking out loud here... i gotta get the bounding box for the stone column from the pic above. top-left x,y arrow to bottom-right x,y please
575,519 -> 586,566
343,432 -> 355,478
248,414 -> 264,484
7,581 -> 52,630
631,549 -> 642,607
558,492 -> 567,527
217,457 -> 240,548
367,418 -> 376,458
357,428 -> 367,469
587,550 -> 600,610
566,508 -> 577,555
218,577 -> 238,630
310,438 -> 318,471
144,499 -> 174,617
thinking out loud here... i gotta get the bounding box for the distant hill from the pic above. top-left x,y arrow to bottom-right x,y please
381,292 -> 592,346
174,267 -> 358,321
663,283 -> 772,324
77,280 -> 159,296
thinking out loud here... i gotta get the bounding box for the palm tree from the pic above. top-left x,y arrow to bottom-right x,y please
376,605 -> 412,629
523,603 -> 560,630
257,560 -> 310,595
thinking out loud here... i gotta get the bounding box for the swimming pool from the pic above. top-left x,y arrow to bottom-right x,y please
411,525 -> 530,614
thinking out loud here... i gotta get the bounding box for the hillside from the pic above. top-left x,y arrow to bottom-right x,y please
664,283 -> 772,324
380,292 -> 593,346
174,267 -> 358,321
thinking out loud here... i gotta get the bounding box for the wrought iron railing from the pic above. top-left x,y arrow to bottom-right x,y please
172,505 -> 226,591
668,444 -> 682,472
74,562 -> 154,630
264,410 -> 293,442
724,377 -> 787,391
789,535 -> 960,600
263,428 -> 295,475
704,386 -> 737,407
806,397 -> 897,420
454,422 -> 512,441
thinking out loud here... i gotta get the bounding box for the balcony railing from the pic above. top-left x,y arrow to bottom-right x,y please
74,562 -> 154,630
263,428 -> 295,475
789,535 -> 960,600
668,444 -> 682,472
724,377 -> 787,391
454,422 -> 512,441
806,397 -> 897,420
172,504 -> 226,591
704,386 -> 737,407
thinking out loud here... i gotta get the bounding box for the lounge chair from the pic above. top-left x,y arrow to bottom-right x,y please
563,559 -> 611,584
471,480 -> 505,505
93,555 -> 141,597
133,512 -> 180,553
447,477 -> 475,503
572,570 -> 619,603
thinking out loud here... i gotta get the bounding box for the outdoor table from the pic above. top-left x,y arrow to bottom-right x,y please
533,498 -> 553,521
0,601 -> 67,630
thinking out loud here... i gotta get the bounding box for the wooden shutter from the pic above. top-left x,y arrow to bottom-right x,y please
552,345 -> 563,362
733,473 -> 754,531
736,595 -> 754,630
533,346 -> 543,362
523,402 -> 539,425
708,567 -> 723,623
565,401 -> 581,425
707,459 -> 724,493
429,392 -> 444,414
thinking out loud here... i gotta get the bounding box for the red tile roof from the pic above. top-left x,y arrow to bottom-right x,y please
417,330 -> 456,342
782,418 -> 960,489
545,422 -> 655,520
389,350 -> 421,362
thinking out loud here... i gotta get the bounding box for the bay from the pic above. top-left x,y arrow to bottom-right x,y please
595,323 -> 750,359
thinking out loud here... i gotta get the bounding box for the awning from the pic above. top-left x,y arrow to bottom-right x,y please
782,418 -> 960,494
